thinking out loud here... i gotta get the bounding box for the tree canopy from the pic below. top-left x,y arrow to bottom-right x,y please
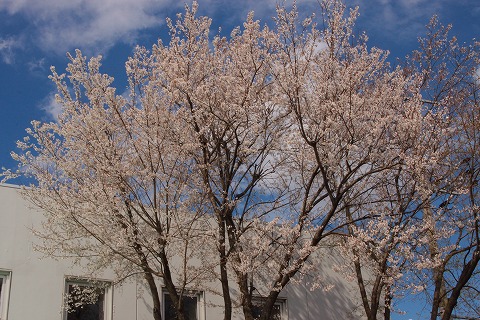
6,1 -> 480,319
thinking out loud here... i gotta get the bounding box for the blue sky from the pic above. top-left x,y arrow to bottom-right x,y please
0,0 -> 479,318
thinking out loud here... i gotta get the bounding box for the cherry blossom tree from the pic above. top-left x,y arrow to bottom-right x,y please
340,167 -> 425,320
338,16 -> 480,320
12,45 -> 219,320
255,1 -> 424,319
407,17 -> 480,320
10,3 -> 287,319
148,5 -> 288,319
5,1 -> 447,320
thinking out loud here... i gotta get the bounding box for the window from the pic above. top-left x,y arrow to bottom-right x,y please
252,297 -> 287,320
163,289 -> 204,320
64,278 -> 112,320
0,271 -> 11,320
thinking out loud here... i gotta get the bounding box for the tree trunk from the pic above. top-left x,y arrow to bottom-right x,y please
218,220 -> 232,320
424,200 -> 448,320
441,250 -> 480,320
144,271 -> 163,320
125,204 -> 163,320
384,285 -> 392,320
346,206 -> 378,320
238,272 -> 254,320
159,248 -> 186,320
260,290 -> 281,320
430,267 -> 446,320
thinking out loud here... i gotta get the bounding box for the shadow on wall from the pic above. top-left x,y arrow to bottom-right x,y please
135,278 -> 156,320
286,244 -> 365,320
135,275 -> 236,320
133,245 -> 365,320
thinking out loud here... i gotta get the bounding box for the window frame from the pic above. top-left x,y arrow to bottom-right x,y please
0,270 -> 12,320
63,277 -> 113,320
162,288 -> 205,320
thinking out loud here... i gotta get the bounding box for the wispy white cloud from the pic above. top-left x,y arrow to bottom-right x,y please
39,93 -> 63,121
0,37 -> 21,64
0,0 -> 316,56
397,0 -> 424,7
346,0 -> 450,52
0,0 -> 450,56
0,0 -> 465,61
27,58 -> 46,73
0,0 -> 180,55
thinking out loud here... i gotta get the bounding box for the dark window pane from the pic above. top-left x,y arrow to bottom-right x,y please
66,284 -> 105,320
164,293 -> 198,320
272,304 -> 282,320
252,303 -> 262,319
164,294 -> 176,320
252,299 -> 282,320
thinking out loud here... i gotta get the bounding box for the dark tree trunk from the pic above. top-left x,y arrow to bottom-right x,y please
430,266 -> 446,320
259,290 -> 281,320
144,271 -> 163,320
218,219 -> 232,320
160,248 -> 186,320
238,272 -> 254,320
441,250 -> 480,320
125,204 -> 163,320
384,285 -> 392,320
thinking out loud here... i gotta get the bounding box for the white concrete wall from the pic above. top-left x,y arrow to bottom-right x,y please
0,184 -> 134,320
0,184 -> 364,320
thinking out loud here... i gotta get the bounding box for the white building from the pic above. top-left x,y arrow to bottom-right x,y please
0,183 -> 364,320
